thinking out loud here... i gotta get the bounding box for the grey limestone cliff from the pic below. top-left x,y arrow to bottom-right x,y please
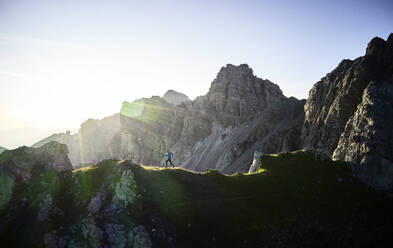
302,34 -> 393,156
302,33 -> 393,190
332,81 -> 393,191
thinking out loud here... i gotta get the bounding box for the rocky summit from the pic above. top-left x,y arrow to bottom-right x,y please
162,90 -> 191,106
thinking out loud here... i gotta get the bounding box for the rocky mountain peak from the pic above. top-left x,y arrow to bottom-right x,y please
387,33 -> 393,44
217,63 -> 253,77
205,64 -> 285,127
365,33 -> 393,58
366,36 -> 386,57
162,89 -> 190,106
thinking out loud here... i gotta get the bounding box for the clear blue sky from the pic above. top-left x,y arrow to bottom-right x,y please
0,0 -> 392,148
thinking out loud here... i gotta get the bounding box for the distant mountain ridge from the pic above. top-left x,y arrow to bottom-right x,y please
33,34 -> 393,190
34,64 -> 304,174
32,114 -> 120,167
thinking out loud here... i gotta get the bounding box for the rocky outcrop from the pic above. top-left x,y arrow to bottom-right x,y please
33,114 -> 120,168
0,141 -> 72,212
0,157 -> 153,247
333,81 -> 393,191
0,141 -> 72,175
162,89 -> 190,106
248,151 -> 263,173
183,97 -> 304,173
302,33 -> 393,156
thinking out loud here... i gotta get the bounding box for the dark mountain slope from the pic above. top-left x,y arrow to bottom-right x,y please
1,145 -> 392,247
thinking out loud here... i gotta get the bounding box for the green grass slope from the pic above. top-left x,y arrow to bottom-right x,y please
1,151 -> 393,247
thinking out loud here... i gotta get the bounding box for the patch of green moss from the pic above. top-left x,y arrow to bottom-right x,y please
71,160 -> 119,203
0,146 -> 37,167
25,170 -> 60,209
132,166 -> 193,227
0,173 -> 14,211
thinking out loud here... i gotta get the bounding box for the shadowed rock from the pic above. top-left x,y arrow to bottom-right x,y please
333,81 -> 393,191
302,33 -> 393,156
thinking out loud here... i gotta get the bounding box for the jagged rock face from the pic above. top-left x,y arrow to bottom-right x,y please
110,64 -> 304,173
34,64 -> 304,173
0,141 -> 72,211
0,158 -> 153,247
183,97 -> 305,173
0,141 -> 72,176
302,34 -> 393,156
203,64 -> 285,127
109,97 -> 212,166
162,89 -> 190,106
333,81 -> 393,191
181,64 -> 304,173
33,114 -> 120,167
248,151 -> 263,173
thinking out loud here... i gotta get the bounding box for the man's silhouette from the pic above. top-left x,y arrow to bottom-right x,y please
165,149 -> 174,168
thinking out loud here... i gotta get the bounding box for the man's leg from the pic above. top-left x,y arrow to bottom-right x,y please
165,159 -> 169,168
169,159 -> 174,167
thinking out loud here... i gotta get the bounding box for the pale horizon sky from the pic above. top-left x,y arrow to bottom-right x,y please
1,0 -> 392,148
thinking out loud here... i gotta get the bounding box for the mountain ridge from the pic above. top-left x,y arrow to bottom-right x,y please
1,145 -> 393,247
32,34 -> 393,190
34,63 -> 304,174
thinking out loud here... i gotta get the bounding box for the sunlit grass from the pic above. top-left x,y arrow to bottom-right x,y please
72,166 -> 94,173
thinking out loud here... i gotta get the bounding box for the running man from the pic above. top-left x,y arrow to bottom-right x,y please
165,149 -> 175,168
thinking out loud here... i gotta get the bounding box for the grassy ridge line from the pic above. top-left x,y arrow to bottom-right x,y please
2,150 -> 393,247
